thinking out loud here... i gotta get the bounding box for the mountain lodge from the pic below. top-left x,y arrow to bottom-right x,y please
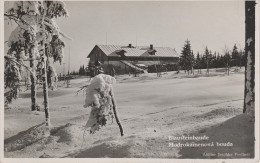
87,44 -> 180,74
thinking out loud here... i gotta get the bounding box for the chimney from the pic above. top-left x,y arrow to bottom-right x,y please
150,44 -> 153,50
128,44 -> 132,48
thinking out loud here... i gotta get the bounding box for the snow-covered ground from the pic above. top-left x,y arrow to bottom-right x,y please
4,67 -> 254,158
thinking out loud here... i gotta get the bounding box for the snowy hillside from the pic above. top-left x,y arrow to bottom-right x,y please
4,68 -> 254,158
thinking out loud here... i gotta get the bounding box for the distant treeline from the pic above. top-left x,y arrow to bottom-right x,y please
178,40 -> 245,73
71,40 -> 245,76
69,65 -> 89,76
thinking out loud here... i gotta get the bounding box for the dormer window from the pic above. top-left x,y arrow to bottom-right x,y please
115,49 -> 126,57
148,49 -> 157,55
147,44 -> 156,55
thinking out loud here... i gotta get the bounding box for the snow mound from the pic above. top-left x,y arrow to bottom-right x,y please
5,123 -> 50,152
69,139 -> 131,158
194,107 -> 241,120
50,123 -> 84,145
5,123 -> 86,155
179,113 -> 254,158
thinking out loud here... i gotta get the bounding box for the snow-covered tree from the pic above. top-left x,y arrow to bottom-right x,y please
5,1 -> 69,126
4,54 -> 35,105
4,56 -> 22,105
83,74 -> 124,136
5,2 -> 40,109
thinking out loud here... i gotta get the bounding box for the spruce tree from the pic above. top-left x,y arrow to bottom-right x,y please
179,40 -> 193,74
224,51 -> 231,75
216,53 -> 221,68
79,66 -> 82,75
231,44 -> 239,67
82,65 -> 85,75
204,47 -> 211,75
195,52 -> 201,74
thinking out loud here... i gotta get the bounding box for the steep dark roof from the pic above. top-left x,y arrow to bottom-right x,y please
88,45 -> 179,58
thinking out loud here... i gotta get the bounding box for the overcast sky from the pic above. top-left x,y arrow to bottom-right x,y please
4,1 -> 245,73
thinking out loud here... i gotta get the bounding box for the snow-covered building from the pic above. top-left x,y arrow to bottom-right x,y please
87,44 -> 179,74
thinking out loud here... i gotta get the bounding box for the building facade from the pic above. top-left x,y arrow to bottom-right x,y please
87,44 -> 180,74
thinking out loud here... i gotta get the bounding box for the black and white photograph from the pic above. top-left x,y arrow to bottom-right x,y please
1,0 -> 259,162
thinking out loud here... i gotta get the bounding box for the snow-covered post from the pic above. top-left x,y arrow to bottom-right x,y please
83,74 -> 124,136
243,1 -> 255,119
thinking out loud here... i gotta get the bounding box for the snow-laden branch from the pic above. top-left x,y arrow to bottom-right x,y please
43,17 -> 72,40
4,55 -> 36,79
4,14 -> 35,31
59,31 -> 72,41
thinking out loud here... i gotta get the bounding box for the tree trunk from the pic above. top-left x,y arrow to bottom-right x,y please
227,65 -> 230,76
154,65 -> 158,77
207,62 -> 209,75
29,52 -> 38,111
42,44 -> 50,126
243,1 -> 255,119
109,88 -> 124,136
